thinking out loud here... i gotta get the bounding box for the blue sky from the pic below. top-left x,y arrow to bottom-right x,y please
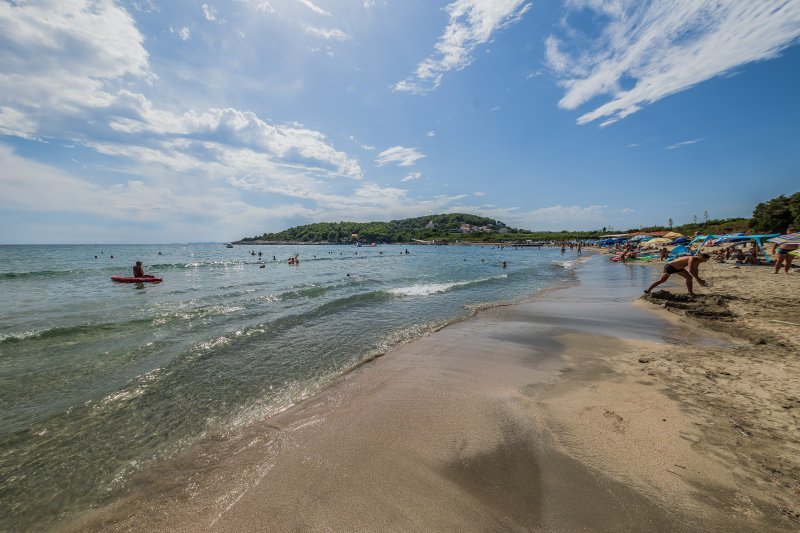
1,0 -> 798,243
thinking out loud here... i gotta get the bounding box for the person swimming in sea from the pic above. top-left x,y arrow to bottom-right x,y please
644,253 -> 710,296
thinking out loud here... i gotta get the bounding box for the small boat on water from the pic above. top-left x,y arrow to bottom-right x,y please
225,243 -> 234,248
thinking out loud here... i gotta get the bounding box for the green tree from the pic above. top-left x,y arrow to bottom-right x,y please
788,191 -> 800,230
750,195 -> 794,233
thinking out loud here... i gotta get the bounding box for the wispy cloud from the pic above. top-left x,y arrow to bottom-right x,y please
375,146 -> 425,167
296,0 -> 330,17
393,0 -> 531,94
547,1 -> 800,125
666,138 -> 702,150
401,172 -> 422,182
304,25 -> 350,41
426,131 -> 436,137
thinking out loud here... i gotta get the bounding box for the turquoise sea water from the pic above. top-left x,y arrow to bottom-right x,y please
0,243 -> 579,530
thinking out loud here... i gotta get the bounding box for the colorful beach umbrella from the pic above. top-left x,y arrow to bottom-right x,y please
768,232 -> 800,244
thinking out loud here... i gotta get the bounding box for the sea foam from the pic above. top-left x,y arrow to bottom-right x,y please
388,274 -> 506,297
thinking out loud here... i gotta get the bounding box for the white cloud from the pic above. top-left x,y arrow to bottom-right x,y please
473,191 -> 485,196
227,171 -> 467,222
364,0 -> 376,8
547,1 -> 800,125
0,144 -> 272,225
304,25 -> 350,41
0,140 -> 472,242
0,0 -> 374,237
202,4 -> 218,21
101,103 -> 364,181
393,0 -> 531,94
252,1 -> 275,13
375,146 -> 425,167
0,106 -> 38,139
296,0 -> 331,17
0,0 -> 151,116
426,131 -> 436,137
401,172 -> 422,182
0,144 -> 318,243
666,138 -> 702,150
178,26 -> 191,40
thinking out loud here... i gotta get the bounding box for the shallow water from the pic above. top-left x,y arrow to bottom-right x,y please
0,243 -> 578,530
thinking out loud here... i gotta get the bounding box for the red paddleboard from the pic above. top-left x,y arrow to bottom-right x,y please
111,276 -> 163,283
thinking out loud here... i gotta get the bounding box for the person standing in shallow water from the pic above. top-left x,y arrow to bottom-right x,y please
644,253 -> 710,296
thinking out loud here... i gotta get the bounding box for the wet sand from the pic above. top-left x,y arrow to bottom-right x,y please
69,256 -> 798,531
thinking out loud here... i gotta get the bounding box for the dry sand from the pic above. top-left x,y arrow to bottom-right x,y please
637,260 -> 800,526
68,256 -> 799,532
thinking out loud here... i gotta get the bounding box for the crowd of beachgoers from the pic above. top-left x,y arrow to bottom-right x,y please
592,229 -> 799,272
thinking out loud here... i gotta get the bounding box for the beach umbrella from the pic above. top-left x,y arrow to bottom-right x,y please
768,232 -> 800,244
641,237 -> 671,249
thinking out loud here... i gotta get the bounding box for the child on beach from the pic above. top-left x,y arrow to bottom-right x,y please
644,253 -> 710,296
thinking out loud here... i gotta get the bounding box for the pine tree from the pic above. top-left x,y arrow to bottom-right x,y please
668,218 -> 673,228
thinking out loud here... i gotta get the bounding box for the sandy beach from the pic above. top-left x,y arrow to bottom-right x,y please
68,255 -> 800,532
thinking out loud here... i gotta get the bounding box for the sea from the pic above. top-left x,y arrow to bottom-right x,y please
0,243 -> 581,530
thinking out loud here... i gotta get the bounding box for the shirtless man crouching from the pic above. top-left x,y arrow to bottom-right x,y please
644,253 -> 710,296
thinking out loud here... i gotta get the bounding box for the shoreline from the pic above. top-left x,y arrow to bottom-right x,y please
68,256 -> 799,531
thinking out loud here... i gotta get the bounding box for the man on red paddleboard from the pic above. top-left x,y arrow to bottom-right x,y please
133,261 -> 153,278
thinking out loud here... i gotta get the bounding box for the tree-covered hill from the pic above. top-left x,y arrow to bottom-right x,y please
239,213 -> 507,244
237,191 -> 799,244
